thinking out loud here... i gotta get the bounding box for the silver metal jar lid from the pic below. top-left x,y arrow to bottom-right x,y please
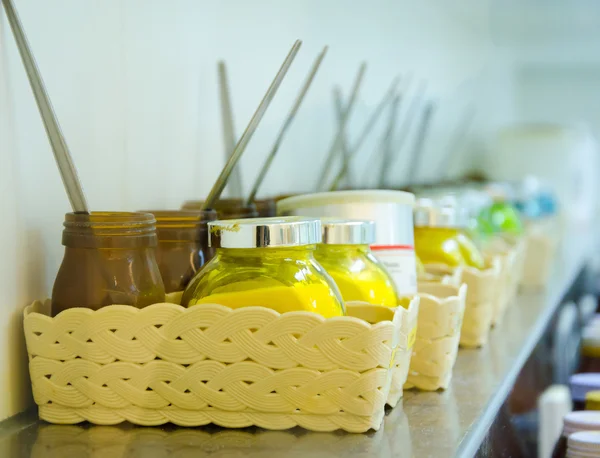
208,216 -> 321,249
321,219 -> 376,245
413,197 -> 468,228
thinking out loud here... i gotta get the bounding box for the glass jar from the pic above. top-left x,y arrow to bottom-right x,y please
414,198 -> 485,268
580,330 -> 600,373
182,217 -> 345,317
181,198 -> 258,219
552,411 -> 600,458
570,374 -> 600,411
145,210 -> 217,293
586,391 -> 600,410
314,220 -> 397,307
51,212 -> 165,316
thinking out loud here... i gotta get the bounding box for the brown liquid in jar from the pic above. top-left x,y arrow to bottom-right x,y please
51,212 -> 165,316
145,210 -> 217,293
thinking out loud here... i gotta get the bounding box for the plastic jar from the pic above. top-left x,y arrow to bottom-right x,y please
567,431 -> 600,457
413,198 -> 485,268
570,374 -> 600,411
552,411 -> 600,458
145,210 -> 217,293
51,212 -> 165,316
314,220 -> 397,307
182,217 -> 345,317
277,190 -> 417,296
181,198 -> 259,219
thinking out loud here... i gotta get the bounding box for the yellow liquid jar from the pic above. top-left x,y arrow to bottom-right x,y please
182,217 -> 345,318
314,220 -> 397,307
414,198 -> 485,269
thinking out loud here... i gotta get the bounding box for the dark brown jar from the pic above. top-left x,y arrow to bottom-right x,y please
51,212 -> 166,316
181,198 -> 258,219
254,198 -> 277,217
146,210 -> 217,293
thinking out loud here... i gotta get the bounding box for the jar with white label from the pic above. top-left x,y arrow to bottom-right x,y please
277,190 -> 416,296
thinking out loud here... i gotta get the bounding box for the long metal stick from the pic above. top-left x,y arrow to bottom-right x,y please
379,80 -> 427,187
437,106 -> 475,179
203,40 -> 302,210
315,62 -> 366,190
376,94 -> 401,188
246,46 -> 327,205
332,87 -> 353,188
328,75 -> 401,191
2,0 -> 88,213
405,101 -> 436,184
217,61 -> 243,198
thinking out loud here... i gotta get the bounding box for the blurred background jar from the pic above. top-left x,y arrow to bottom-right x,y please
51,212 -> 165,316
182,217 -> 345,317
414,197 -> 485,269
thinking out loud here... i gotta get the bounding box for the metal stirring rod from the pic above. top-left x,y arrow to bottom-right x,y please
246,46 -> 328,206
328,75 -> 401,191
203,39 -> 302,210
405,100 -> 436,185
376,94 -> 401,189
2,0 -> 88,213
379,80 -> 427,188
436,106 -> 475,180
332,87 -> 354,188
217,61 -> 244,198
315,62 -> 366,190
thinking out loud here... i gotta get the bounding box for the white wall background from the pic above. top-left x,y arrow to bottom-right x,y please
0,0 -> 495,420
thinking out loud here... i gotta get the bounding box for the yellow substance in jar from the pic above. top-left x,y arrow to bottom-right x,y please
189,281 -> 343,318
415,227 -> 485,269
183,246 -> 346,318
315,244 -> 397,307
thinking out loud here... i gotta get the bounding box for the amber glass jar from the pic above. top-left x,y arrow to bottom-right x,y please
145,210 -> 217,293
51,212 -> 165,316
181,198 -> 258,219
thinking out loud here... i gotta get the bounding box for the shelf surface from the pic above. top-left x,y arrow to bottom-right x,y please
0,224 -> 594,458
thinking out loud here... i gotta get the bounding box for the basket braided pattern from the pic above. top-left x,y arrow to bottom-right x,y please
24,301 -> 407,432
25,302 -> 393,371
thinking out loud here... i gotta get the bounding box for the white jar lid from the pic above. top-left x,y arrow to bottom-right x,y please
277,190 -> 415,214
570,374 -> 600,402
568,431 -> 600,457
563,411 -> 600,436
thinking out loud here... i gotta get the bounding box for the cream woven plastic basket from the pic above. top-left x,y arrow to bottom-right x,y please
24,297 -> 418,433
405,282 -> 467,391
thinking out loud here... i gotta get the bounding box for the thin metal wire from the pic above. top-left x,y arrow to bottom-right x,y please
217,61 -> 243,198
203,40 -> 302,210
2,0 -> 88,212
246,46 -> 327,205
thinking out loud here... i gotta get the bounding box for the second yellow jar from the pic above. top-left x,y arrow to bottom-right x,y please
315,220 -> 398,307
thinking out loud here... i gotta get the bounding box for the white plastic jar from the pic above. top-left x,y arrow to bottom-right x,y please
277,190 -> 416,295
